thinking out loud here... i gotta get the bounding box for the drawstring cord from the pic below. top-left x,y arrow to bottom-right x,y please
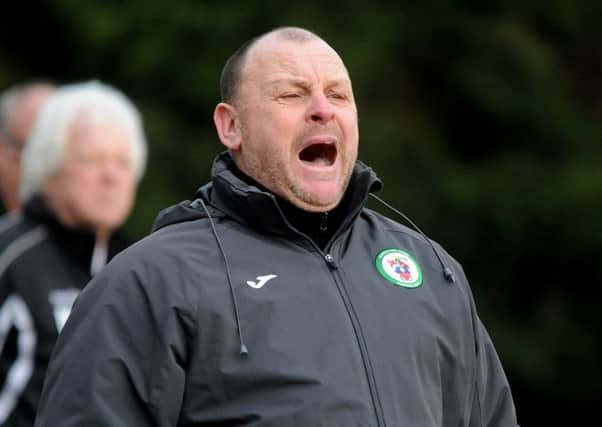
193,190 -> 454,359
196,198 -> 249,356
369,194 -> 456,284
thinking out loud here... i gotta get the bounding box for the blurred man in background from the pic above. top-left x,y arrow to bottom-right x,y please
0,82 -> 55,218
0,81 -> 147,426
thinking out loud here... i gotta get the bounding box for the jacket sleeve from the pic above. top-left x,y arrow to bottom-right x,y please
34,252 -> 194,427
468,311 -> 518,427
436,244 -> 518,427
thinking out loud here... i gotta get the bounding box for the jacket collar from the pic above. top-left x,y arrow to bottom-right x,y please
23,195 -> 130,271
204,152 -> 382,240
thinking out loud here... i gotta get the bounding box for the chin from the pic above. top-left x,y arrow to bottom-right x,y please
292,193 -> 342,213
94,206 -> 129,224
90,215 -> 125,232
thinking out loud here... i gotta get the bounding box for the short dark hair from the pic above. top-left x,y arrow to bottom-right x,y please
219,27 -> 320,104
219,36 -> 259,104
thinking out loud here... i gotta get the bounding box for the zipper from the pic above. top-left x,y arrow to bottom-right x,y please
268,196 -> 385,425
321,247 -> 387,427
320,212 -> 328,232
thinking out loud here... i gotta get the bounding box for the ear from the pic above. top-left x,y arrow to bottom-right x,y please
213,102 -> 242,152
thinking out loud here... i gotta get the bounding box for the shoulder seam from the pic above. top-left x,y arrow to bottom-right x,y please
0,226 -> 48,277
0,215 -> 20,235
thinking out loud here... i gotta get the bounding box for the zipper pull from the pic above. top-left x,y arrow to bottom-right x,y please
324,253 -> 338,270
320,212 -> 328,232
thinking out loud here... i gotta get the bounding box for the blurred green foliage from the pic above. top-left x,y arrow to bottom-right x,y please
1,1 -> 601,424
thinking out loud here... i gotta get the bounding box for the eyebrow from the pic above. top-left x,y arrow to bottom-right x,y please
267,77 -> 352,89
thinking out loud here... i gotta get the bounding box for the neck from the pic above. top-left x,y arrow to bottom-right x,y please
229,163 -> 344,249
278,198 -> 335,249
95,228 -> 111,246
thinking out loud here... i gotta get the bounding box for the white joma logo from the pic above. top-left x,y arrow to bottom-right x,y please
246,274 -> 278,289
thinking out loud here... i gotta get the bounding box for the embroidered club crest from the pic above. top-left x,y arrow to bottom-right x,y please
376,249 -> 423,288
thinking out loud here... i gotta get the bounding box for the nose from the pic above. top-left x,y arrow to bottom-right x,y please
99,158 -> 126,185
306,92 -> 335,124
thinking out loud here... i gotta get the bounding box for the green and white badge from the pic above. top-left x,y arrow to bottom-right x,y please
376,249 -> 423,288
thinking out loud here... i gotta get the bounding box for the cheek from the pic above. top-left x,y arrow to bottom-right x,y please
60,168 -> 85,191
119,170 -> 137,191
110,173 -> 137,207
72,171 -> 98,193
246,106 -> 298,140
119,178 -> 137,204
341,111 -> 359,136
64,170 -> 105,207
60,180 -> 91,214
341,117 -> 359,152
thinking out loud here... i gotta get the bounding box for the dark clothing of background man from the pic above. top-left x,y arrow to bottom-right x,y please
0,197 -> 129,426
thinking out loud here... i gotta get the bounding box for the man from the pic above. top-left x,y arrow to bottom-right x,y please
0,81 -> 147,426
0,82 -> 55,219
36,28 -> 517,426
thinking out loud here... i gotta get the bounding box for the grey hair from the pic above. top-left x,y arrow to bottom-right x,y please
19,80 -> 148,202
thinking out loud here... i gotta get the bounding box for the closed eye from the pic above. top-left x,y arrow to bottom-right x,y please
327,92 -> 348,101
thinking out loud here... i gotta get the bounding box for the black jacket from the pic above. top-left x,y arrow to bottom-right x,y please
0,197 -> 129,426
35,153 -> 517,426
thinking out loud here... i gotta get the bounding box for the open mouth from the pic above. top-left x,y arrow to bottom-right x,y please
299,143 -> 337,167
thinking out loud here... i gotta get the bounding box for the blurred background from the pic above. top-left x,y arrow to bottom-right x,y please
1,1 -> 600,424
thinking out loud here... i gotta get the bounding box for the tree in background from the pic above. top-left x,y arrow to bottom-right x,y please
1,1 -> 601,424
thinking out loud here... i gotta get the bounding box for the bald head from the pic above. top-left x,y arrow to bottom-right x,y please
0,82 -> 55,211
220,27 -> 328,104
0,83 -> 55,146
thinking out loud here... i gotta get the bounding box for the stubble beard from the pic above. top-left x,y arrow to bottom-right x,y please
240,144 -> 356,212
237,119 -> 357,212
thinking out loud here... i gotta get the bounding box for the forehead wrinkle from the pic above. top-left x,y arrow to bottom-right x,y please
247,38 -> 348,80
253,67 -> 352,98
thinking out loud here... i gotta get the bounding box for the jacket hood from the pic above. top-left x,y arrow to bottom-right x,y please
152,151 -> 382,234
151,192 -> 213,232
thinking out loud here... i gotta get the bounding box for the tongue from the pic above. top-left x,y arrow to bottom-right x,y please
308,157 -> 332,166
